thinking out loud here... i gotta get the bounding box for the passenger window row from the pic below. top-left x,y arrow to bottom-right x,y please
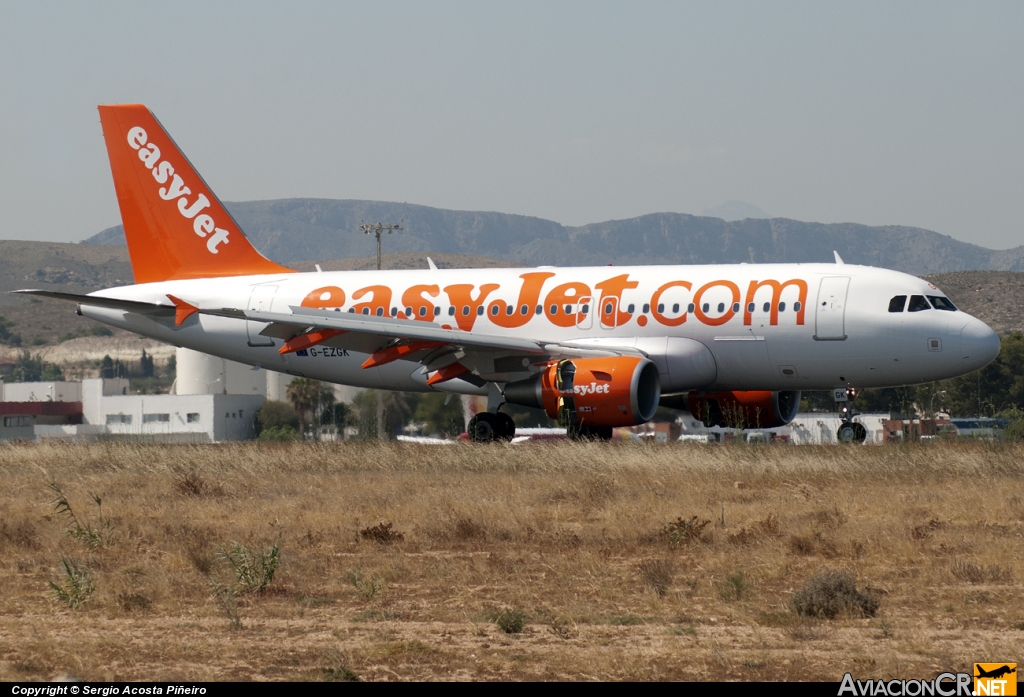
334,299 -> 809,319
640,301 -> 802,314
888,295 -> 958,313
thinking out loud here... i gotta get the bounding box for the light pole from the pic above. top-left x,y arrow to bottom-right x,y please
359,221 -> 402,440
360,222 -> 403,270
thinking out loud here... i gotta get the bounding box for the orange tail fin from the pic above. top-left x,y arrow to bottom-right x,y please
98,104 -> 294,283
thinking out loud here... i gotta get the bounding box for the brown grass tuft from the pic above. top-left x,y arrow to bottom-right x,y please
178,525 -> 215,575
950,558 -> 1012,584
659,516 -> 710,547
787,531 -> 840,557
359,522 -> 404,545
789,570 -> 880,618
173,471 -> 224,498
728,513 -> 781,545
452,516 -> 486,541
636,558 -> 675,596
0,519 -> 40,549
909,517 -> 943,540
116,592 -> 152,612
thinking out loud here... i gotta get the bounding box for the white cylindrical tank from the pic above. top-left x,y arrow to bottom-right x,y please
266,371 -> 292,401
225,360 -> 267,395
175,348 -> 226,395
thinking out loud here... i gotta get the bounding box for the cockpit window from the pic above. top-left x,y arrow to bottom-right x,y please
927,296 -> 957,311
888,295 -> 907,313
907,295 -> 931,312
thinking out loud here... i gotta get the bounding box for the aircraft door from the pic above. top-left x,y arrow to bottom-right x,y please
814,277 -> 850,341
246,284 -> 279,347
576,296 -> 593,330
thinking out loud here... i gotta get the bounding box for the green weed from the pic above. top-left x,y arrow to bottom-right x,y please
349,569 -> 385,600
720,571 -> 749,601
495,607 -> 527,634
217,542 -> 280,594
209,579 -> 242,630
48,556 -> 95,609
49,481 -> 114,549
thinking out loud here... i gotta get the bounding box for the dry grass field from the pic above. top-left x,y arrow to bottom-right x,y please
0,441 -> 1020,682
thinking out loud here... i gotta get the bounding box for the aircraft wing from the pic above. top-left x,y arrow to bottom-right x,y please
234,305 -> 638,382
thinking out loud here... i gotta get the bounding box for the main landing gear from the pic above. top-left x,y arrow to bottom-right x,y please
467,411 -> 515,443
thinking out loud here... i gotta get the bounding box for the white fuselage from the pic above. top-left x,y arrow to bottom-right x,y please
80,262 -> 1000,396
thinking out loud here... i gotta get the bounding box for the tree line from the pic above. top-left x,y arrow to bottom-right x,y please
256,379 -> 469,441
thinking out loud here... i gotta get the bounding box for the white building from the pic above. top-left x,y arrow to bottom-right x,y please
1,347 -> 360,442
16,377 -> 263,443
83,391 -> 263,442
0,380 -> 84,403
2,350 -> 269,442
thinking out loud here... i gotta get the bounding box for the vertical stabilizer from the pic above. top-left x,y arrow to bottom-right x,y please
98,104 -> 294,283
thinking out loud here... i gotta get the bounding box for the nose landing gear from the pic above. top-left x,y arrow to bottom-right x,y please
835,388 -> 867,443
838,421 -> 867,443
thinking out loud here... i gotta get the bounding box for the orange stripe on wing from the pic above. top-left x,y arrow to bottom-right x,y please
278,329 -> 346,355
361,340 -> 446,369
426,363 -> 470,385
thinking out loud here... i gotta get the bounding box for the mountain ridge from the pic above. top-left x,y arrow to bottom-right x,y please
83,198 -> 1024,275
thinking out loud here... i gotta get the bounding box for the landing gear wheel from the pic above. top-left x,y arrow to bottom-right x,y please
567,424 -> 613,441
837,422 -> 867,443
495,412 -> 516,442
468,413 -> 499,443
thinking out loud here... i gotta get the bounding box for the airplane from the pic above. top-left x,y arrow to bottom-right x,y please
16,104 -> 1001,443
975,665 -> 1016,680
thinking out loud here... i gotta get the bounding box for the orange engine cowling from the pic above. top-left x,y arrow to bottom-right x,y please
685,390 -> 801,429
504,356 -> 661,427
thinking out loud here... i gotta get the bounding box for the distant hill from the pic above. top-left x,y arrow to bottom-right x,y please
84,198 -> 1024,275
86,199 -> 566,268
0,240 -> 137,352
701,200 -> 769,221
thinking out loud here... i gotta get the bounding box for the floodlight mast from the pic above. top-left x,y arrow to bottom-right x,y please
360,222 -> 403,270
359,221 -> 403,441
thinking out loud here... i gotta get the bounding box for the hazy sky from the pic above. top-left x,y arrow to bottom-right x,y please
1,2 -> 1021,249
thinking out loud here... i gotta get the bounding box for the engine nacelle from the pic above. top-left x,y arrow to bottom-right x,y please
684,390 -> 801,429
504,356 -> 661,427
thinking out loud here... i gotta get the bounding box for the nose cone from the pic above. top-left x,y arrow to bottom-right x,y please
959,318 -> 1000,372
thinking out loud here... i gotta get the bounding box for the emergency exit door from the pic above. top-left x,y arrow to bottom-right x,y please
814,277 -> 849,341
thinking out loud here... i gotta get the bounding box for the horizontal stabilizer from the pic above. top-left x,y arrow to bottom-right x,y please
12,289 -> 175,316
